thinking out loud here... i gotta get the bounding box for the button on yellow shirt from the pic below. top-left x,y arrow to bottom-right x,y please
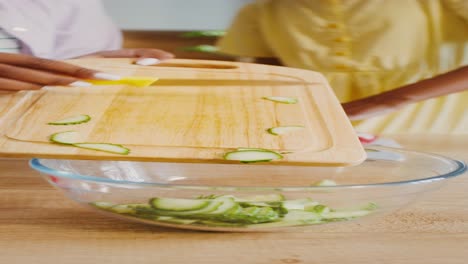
217,0 -> 468,134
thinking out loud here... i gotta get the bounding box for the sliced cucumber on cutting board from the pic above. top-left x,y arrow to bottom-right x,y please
49,130 -> 130,155
267,126 -> 304,135
74,143 -> 130,155
262,96 -> 298,104
50,131 -> 82,145
48,114 -> 91,125
224,149 -> 283,163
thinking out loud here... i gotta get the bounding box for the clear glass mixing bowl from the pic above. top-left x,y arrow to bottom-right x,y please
29,147 -> 466,232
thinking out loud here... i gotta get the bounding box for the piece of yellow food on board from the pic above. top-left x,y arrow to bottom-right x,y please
87,76 -> 159,87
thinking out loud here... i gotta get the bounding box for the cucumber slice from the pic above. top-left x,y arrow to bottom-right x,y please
197,220 -> 246,227
73,143 -> 130,155
205,197 -> 238,215
305,204 -> 331,214
150,200 -> 224,217
236,147 -> 270,152
48,114 -> 91,125
267,126 -> 304,135
156,216 -> 199,225
262,96 -> 298,104
106,203 -> 152,215
150,197 -> 210,212
363,202 -> 378,211
181,45 -> 219,53
322,210 -> 371,220
50,132 -> 130,155
282,198 -> 319,210
224,150 -> 283,163
247,210 -> 322,228
196,194 -> 221,200
312,179 -> 337,187
90,201 -> 114,210
181,30 -> 226,38
221,206 -> 280,224
283,210 -> 321,222
124,203 -> 153,210
108,204 -> 138,214
50,131 -> 82,145
235,148 -> 294,155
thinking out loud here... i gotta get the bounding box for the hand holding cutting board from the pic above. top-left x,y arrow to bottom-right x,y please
342,66 -> 468,120
0,49 -> 173,91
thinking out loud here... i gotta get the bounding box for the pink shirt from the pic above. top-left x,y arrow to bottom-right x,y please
0,0 -> 122,59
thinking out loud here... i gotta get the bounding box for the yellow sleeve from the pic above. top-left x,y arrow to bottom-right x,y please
443,0 -> 468,22
216,3 -> 275,58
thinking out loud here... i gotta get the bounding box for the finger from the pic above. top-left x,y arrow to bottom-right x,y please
135,58 -> 161,66
134,49 -> 174,66
0,53 -> 120,80
0,77 -> 42,91
89,49 -> 174,60
0,63 -> 91,86
84,49 -> 174,66
133,48 -> 174,60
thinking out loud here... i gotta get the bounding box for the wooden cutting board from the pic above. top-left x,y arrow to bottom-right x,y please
0,58 -> 365,166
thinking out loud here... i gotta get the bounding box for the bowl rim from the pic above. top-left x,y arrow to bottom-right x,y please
28,146 -> 467,191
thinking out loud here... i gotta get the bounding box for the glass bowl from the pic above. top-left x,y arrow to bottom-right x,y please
29,146 -> 466,232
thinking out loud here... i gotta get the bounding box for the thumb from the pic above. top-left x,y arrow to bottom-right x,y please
135,57 -> 162,66
134,49 -> 174,66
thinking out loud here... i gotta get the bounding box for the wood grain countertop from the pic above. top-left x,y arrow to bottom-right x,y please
0,135 -> 467,264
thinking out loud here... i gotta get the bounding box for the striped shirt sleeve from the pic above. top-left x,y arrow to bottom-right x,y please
0,28 -> 21,53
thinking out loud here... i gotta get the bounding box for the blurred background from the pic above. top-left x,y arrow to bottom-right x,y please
102,0 -> 252,60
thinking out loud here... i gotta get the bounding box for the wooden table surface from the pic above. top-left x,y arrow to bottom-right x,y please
0,135 -> 467,264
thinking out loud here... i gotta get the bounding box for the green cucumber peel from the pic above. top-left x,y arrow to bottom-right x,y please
224,149 -> 283,163
156,216 -> 199,225
266,126 -> 304,136
48,114 -> 91,125
262,96 -> 298,104
312,179 -> 338,187
181,30 -> 226,38
73,143 -> 130,155
50,132 -> 130,155
50,131 -> 82,145
150,197 -> 210,212
181,45 -> 219,53
306,204 -> 331,214
90,201 -> 114,210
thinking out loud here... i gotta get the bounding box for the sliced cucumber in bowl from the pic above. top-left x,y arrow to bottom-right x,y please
150,197 -> 211,212
89,193 -> 377,230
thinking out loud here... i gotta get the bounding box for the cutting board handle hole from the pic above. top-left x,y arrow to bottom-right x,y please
153,62 -> 238,69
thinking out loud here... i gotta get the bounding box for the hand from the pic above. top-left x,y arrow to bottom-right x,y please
79,48 -> 175,66
0,52 -> 121,91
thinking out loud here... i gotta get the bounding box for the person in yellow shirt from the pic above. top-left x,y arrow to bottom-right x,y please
217,0 -> 468,134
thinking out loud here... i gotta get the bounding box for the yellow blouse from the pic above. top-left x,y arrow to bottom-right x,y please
217,0 -> 468,134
